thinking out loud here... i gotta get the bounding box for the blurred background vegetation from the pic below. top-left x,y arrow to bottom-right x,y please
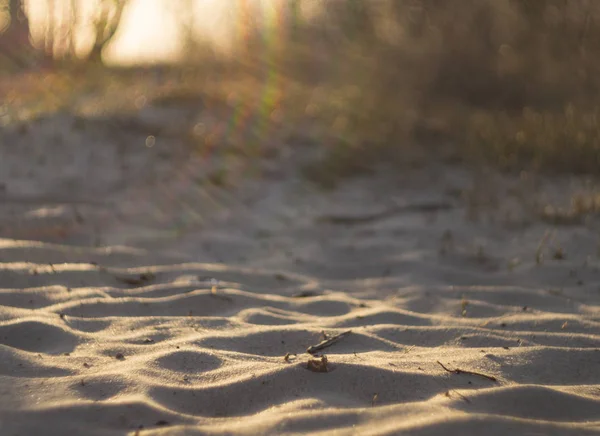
2,0 -> 600,181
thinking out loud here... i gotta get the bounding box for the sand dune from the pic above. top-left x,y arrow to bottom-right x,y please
1,108 -> 600,435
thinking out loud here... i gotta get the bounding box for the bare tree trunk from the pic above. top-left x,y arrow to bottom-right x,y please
87,0 -> 127,63
177,0 -> 196,55
70,0 -> 77,54
45,0 -> 56,56
58,0 -> 78,59
8,0 -> 32,46
0,0 -> 37,69
88,44 -> 103,63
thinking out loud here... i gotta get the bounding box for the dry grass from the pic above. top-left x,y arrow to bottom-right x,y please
3,0 -> 600,183
261,0 -> 600,180
464,106 -> 600,173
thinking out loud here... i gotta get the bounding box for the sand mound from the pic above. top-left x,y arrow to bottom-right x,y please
0,110 -> 599,435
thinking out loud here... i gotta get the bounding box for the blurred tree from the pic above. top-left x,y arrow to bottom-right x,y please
45,0 -> 79,61
0,0 -> 37,68
178,0 -> 197,54
45,0 -> 55,57
62,0 -> 78,58
87,0 -> 127,63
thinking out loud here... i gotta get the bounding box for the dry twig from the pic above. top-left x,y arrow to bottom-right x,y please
445,390 -> 471,403
115,272 -> 155,286
437,361 -> 497,382
307,330 -> 352,354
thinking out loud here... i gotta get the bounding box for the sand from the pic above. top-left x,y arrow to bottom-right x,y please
1,103 -> 600,435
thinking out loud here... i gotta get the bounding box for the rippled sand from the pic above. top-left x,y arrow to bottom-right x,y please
1,108 -> 599,435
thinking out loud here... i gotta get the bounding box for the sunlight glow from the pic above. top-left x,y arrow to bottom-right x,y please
24,0 -> 301,64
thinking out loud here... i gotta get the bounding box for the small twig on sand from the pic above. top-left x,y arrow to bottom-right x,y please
292,291 -> 321,298
437,361 -> 497,382
115,272 -> 155,286
283,353 -> 297,362
445,390 -> 472,404
307,330 -> 352,354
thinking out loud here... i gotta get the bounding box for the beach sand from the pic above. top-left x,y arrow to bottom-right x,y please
0,105 -> 599,435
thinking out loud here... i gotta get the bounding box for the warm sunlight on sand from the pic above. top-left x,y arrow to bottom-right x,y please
4,2 -> 600,435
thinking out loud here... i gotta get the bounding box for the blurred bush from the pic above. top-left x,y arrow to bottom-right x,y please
221,0 -> 600,176
3,0 -> 600,177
